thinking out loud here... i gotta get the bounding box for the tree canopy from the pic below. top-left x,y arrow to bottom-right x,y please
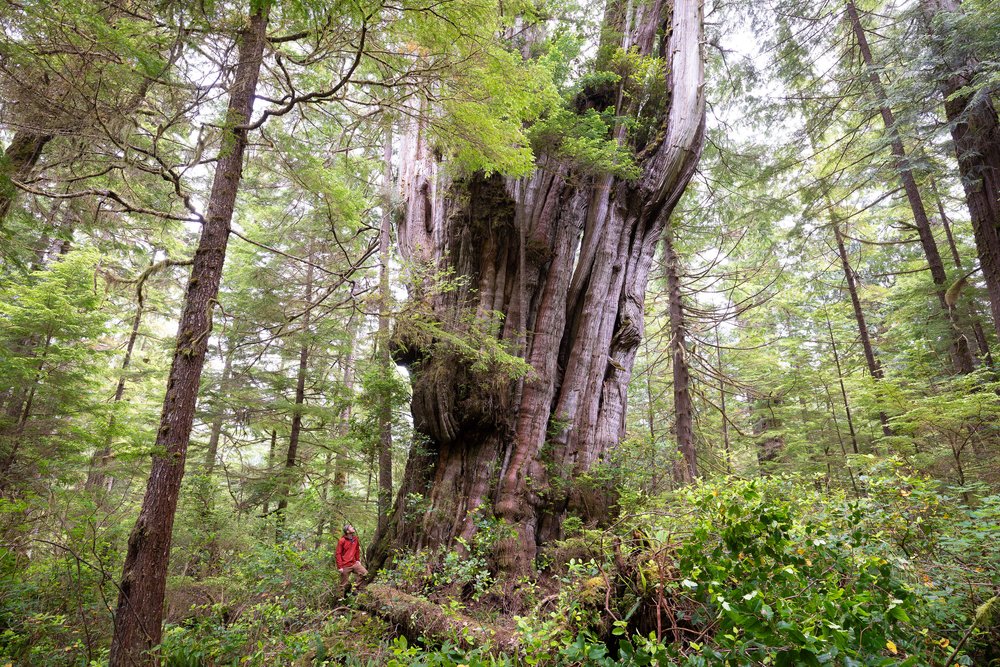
0,0 -> 998,664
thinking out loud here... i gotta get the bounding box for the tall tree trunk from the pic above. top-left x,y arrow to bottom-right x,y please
204,348 -> 234,475
376,127 -> 394,536
85,301 -> 144,495
832,224 -> 893,437
846,0 -> 975,374
371,0 -> 705,576
931,178 -> 994,364
921,0 -> 1000,342
826,313 -> 861,458
0,335 -> 51,492
715,326 -> 732,475
276,244 -> 314,539
664,225 -> 697,483
109,7 -> 269,665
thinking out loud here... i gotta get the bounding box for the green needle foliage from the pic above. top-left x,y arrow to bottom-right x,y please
0,0 -> 998,663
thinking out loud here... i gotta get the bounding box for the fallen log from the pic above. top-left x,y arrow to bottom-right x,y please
358,584 -> 518,653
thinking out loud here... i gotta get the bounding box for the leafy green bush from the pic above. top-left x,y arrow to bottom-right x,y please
666,477 -> 919,665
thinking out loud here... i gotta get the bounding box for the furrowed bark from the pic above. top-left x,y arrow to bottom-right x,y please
372,0 -> 706,576
921,0 -> 1000,343
108,6 -> 269,665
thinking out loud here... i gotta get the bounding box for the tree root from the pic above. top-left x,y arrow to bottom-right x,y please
358,584 -> 518,653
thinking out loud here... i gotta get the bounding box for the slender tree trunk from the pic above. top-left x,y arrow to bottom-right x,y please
85,302 -> 144,495
821,379 -> 860,496
802,111 -> 894,432
376,126 -> 395,537
204,349 -> 234,475
832,224 -> 893,437
333,337 -> 358,491
832,225 -> 882,381
276,244 -> 314,539
922,0 -> 1000,342
826,314 -> 861,458
0,335 -> 51,492
847,0 -> 974,374
715,326 -> 732,475
641,331 -> 663,490
664,225 -> 697,483
109,7 -> 269,665
933,179 -> 965,268
263,429 -> 278,516
371,0 -> 705,576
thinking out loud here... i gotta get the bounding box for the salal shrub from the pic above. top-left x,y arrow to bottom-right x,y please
665,477 -> 922,666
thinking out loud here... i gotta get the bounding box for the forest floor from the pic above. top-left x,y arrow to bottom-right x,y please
142,471 -> 1000,667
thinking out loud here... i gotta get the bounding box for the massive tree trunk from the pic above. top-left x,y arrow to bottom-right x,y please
371,0 -> 705,576
921,0 -> 1000,343
108,6 -> 269,665
846,0 -> 975,374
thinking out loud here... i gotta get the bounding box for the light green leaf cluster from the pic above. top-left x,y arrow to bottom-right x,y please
430,46 -> 559,177
527,106 -> 641,180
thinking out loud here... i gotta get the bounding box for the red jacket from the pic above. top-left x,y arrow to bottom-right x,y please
336,535 -> 361,568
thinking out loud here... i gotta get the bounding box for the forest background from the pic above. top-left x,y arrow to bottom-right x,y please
0,0 -> 998,664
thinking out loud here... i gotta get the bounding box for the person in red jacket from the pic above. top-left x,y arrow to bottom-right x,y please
336,523 -> 367,594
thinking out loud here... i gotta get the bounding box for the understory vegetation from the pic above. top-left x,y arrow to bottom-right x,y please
3,467 -> 998,665
2,0 -> 1000,663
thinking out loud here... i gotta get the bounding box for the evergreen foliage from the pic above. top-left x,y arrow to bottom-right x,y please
0,0 -> 998,663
